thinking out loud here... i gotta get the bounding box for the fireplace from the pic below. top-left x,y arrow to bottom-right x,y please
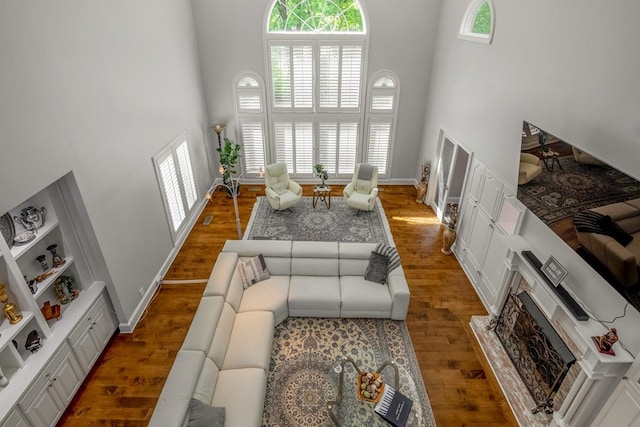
495,291 -> 576,414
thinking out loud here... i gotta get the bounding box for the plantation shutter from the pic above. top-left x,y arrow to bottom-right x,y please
292,45 -> 313,108
318,122 -> 338,173
367,121 -> 391,175
175,141 -> 197,209
371,94 -> 394,111
338,122 -> 358,174
270,45 -> 292,108
240,121 -> 266,174
294,122 -> 314,174
158,153 -> 186,231
319,45 -> 340,108
340,45 -> 362,108
274,122 -> 295,172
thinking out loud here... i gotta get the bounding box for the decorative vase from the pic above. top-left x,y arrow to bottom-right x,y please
0,284 -> 23,324
47,244 -> 65,268
416,181 -> 427,203
54,275 -> 78,304
441,225 -> 457,255
36,255 -> 49,272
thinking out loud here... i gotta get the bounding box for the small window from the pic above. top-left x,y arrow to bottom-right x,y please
459,0 -> 495,44
234,72 -> 268,176
153,131 -> 198,243
365,71 -> 399,176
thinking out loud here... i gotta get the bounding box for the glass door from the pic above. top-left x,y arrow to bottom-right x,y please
432,135 -> 471,221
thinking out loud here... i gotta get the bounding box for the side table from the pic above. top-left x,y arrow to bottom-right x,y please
541,150 -> 562,172
313,186 -> 332,209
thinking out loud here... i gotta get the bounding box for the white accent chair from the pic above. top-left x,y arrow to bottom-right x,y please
264,162 -> 302,211
518,152 -> 543,185
343,163 -> 379,213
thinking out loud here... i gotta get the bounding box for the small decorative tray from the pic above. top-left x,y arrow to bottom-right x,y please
356,372 -> 384,403
14,230 -> 36,245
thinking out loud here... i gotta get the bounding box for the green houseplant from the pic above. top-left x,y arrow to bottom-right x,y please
313,163 -> 328,187
217,137 -> 242,187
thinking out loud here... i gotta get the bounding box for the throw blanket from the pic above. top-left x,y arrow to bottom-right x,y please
357,163 -> 376,181
573,210 -> 633,246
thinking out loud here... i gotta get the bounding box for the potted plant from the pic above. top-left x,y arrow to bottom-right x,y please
217,137 -> 242,194
314,163 -> 328,187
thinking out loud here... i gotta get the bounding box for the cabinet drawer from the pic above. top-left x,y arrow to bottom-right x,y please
68,294 -> 106,345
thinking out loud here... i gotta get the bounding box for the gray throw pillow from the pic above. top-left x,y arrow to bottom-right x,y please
365,251 -> 390,284
188,398 -> 225,427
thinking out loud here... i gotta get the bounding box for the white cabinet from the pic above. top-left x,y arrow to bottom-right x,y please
592,360 -> 640,427
0,173 -> 117,425
454,159 -> 513,316
1,407 -> 29,427
69,294 -> 117,373
19,343 -> 83,427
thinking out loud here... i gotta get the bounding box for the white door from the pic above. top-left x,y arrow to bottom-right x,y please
432,135 -> 471,222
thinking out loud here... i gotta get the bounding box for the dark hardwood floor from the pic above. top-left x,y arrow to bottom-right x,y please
59,185 -> 517,426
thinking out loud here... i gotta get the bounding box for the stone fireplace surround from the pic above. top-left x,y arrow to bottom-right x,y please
471,246 -> 634,426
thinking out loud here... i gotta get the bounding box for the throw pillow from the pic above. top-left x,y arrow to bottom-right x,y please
597,215 -> 634,246
271,182 -> 288,195
365,251 -> 390,284
238,254 -> 271,289
375,243 -> 401,272
188,398 -> 225,427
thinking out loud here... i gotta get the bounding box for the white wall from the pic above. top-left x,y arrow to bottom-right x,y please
0,0 -> 211,322
421,0 -> 640,354
191,0 -> 442,180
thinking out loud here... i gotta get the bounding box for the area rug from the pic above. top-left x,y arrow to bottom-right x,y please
244,197 -> 394,245
517,155 -> 640,225
262,317 -> 435,427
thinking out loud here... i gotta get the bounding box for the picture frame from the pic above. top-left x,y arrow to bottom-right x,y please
541,256 -> 568,287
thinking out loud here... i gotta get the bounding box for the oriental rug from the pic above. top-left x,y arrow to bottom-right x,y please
262,317 -> 435,427
517,155 -> 640,225
244,197 -> 394,245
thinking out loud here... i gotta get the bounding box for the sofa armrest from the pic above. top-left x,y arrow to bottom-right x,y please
582,233 -> 638,287
388,269 -> 410,320
343,182 -> 354,198
149,350 -> 205,427
288,179 -> 302,196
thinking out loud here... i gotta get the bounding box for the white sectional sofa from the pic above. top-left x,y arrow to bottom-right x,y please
149,240 -> 410,427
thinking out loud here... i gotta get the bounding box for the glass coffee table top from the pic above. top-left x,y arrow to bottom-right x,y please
326,356 -> 421,427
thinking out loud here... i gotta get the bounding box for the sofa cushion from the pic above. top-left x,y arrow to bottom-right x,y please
193,357 -> 220,405
364,251 -> 389,284
238,254 -> 271,288
223,240 -> 292,275
221,311 -> 274,372
291,242 -> 339,276
212,368 -> 267,427
208,303 -> 236,369
238,275 -> 290,325
187,398 -> 225,427
203,253 -> 245,309
339,242 -> 376,275
340,276 -> 392,318
148,350 -> 205,427
181,296 -> 224,352
289,275 -> 341,317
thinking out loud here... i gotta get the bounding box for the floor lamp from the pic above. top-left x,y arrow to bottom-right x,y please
206,172 -> 243,239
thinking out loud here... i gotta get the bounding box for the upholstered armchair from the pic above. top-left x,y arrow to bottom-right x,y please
518,153 -> 543,185
264,162 -> 302,211
343,163 -> 379,213
572,146 -> 605,166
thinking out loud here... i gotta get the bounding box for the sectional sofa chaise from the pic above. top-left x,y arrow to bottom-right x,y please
149,239 -> 410,426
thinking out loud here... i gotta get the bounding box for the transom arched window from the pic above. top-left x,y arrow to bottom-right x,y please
459,0 -> 495,44
234,72 -> 268,174
268,0 -> 364,33
365,71 -> 400,175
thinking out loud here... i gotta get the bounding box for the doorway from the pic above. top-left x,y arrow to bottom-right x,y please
431,133 -> 471,222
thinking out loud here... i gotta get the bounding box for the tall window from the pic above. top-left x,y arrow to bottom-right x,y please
459,0 -> 495,44
234,72 -> 267,175
153,131 -> 198,242
365,72 -> 399,175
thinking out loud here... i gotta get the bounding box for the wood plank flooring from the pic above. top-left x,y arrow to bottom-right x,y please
59,185 -> 517,426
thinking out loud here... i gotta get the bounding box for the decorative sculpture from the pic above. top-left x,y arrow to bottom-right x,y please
47,244 -> 65,268
441,203 -> 459,255
25,330 -> 42,353
592,328 -> 618,355
54,275 -> 78,304
0,284 -> 23,324
416,161 -> 430,203
36,254 -> 49,272
40,301 -> 61,321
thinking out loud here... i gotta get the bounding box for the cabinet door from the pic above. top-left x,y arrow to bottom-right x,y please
466,210 -> 492,267
91,302 -> 117,349
50,349 -> 83,406
3,407 -> 30,427
478,169 -> 503,219
592,379 -> 640,427
467,161 -> 485,202
22,385 -> 63,427
71,326 -> 100,374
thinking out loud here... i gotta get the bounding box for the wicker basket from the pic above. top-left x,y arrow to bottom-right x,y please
356,372 -> 385,403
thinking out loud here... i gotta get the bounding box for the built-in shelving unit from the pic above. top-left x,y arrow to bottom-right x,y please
0,175 -> 118,427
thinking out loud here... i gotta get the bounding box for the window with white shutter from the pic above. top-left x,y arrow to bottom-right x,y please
153,131 -> 198,243
234,72 -> 268,176
274,121 -> 313,175
365,71 -> 400,177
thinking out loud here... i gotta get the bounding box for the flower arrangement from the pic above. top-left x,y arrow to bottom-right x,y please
314,163 -> 329,186
420,161 -> 431,183
444,203 -> 459,230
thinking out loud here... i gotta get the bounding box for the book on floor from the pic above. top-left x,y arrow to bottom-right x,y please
374,385 -> 413,427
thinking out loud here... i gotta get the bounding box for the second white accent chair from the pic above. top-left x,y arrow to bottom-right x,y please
343,163 -> 379,213
264,162 -> 302,211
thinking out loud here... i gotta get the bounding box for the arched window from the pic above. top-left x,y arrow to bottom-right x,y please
234,72 -> 268,175
459,0 -> 495,44
258,0 -> 369,178
365,72 -> 400,175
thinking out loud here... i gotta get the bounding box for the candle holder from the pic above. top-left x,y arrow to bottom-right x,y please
0,284 -> 23,325
36,254 -> 49,272
47,244 -> 65,268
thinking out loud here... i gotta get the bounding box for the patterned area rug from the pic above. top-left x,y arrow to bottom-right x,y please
244,197 -> 394,245
517,155 -> 640,225
262,317 -> 435,427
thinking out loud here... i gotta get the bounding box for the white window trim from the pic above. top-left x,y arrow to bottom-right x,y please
152,130 -> 199,244
458,0 -> 495,44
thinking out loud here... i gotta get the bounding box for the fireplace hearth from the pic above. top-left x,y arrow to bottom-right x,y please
494,291 -> 576,414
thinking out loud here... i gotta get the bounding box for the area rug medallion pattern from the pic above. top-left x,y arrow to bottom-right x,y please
244,197 -> 394,245
262,317 -> 434,427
